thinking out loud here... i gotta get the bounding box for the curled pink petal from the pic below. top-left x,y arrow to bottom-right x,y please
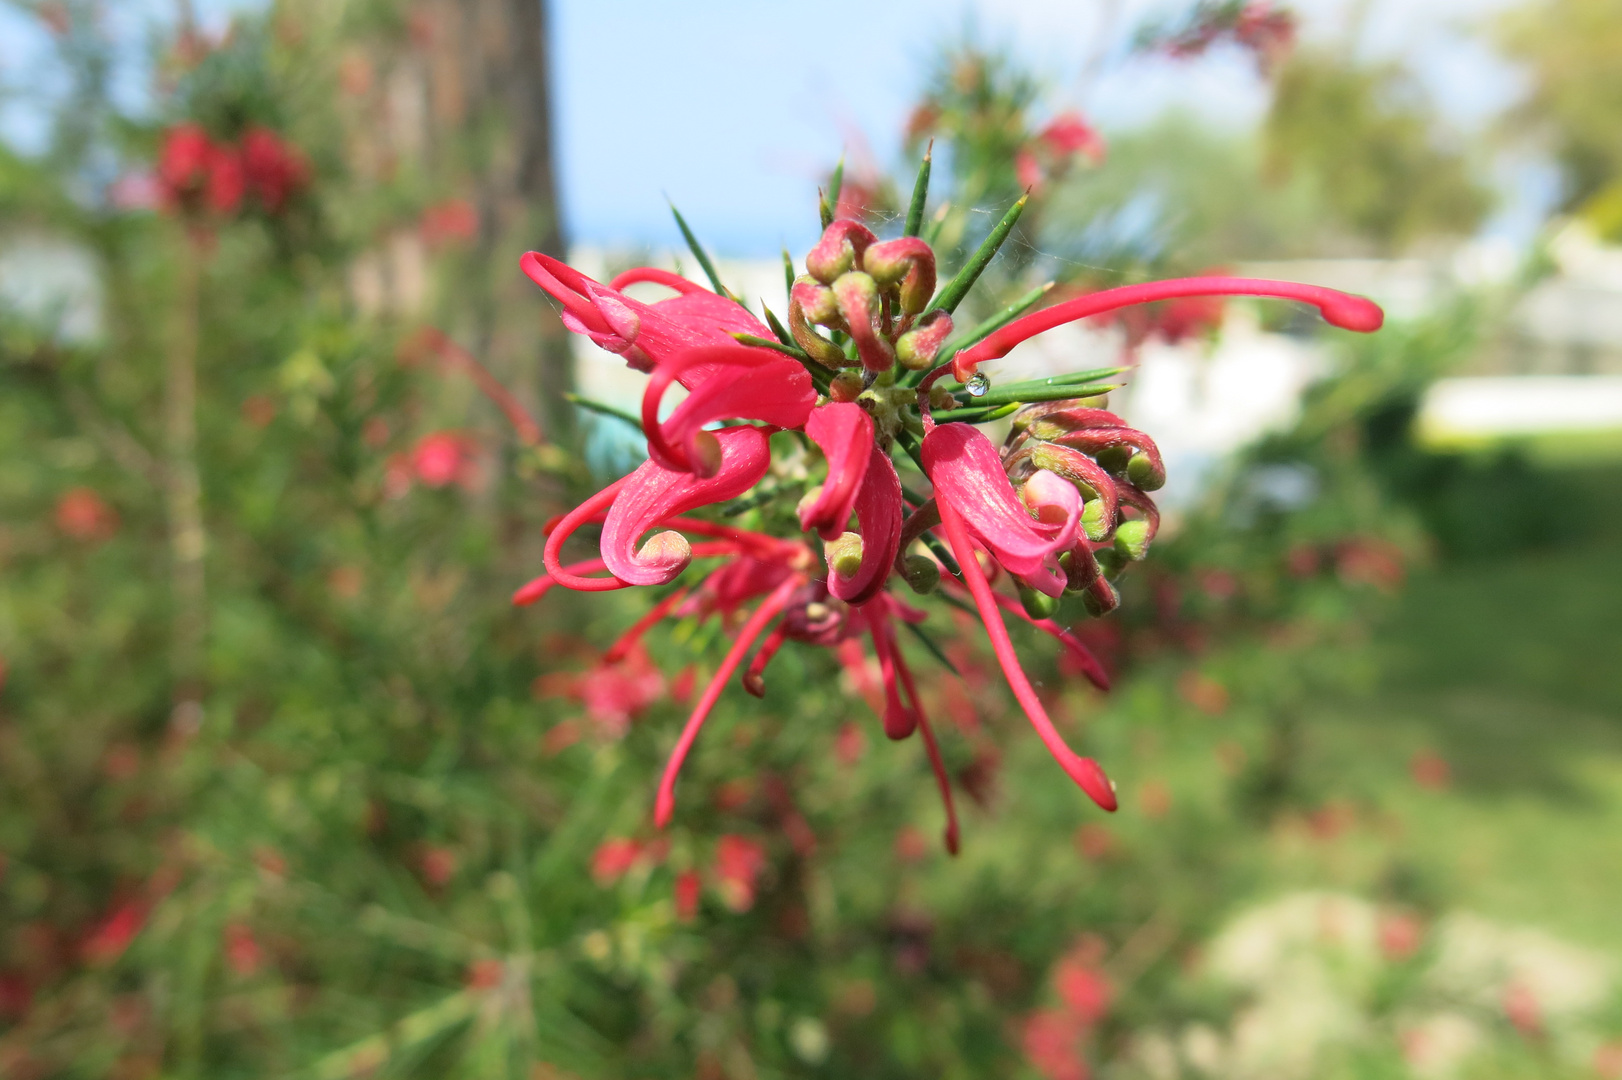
864,237 -> 937,315
602,426 -> 772,586
542,478 -> 633,592
641,345 -> 815,475
831,272 -> 895,372
827,443 -> 903,607
922,424 -> 1074,598
806,219 -> 876,283
951,276 -> 1385,381
800,402 -> 875,540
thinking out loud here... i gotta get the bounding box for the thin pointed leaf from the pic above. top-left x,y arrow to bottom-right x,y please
731,332 -> 809,361
761,303 -> 795,349
669,201 -> 732,299
566,392 -> 643,434
928,193 -> 1029,315
919,531 -> 961,579
903,620 -> 959,674
818,186 -> 832,231
928,401 -> 1027,424
782,247 -> 795,297
827,155 -> 845,219
903,144 -> 932,238
952,380 -> 1123,409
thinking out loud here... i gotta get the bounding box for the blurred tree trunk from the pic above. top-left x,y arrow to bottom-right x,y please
428,0 -> 576,451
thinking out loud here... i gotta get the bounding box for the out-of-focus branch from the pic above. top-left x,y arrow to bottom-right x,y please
414,327 -> 544,447
165,233 -> 207,711
64,387 -> 162,486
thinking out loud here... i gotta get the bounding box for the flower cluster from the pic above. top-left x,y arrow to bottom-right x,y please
517,165 -> 1381,850
1144,0 -> 1299,73
157,122 -> 309,219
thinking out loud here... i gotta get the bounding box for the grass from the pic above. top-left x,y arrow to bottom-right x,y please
1292,463 -> 1622,951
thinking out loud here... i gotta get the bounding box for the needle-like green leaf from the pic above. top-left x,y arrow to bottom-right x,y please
668,200 -> 732,299
903,143 -> 932,238
928,193 -> 1029,316
565,392 -> 643,434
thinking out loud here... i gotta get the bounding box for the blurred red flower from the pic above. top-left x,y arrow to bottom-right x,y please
417,845 -> 457,888
673,870 -> 702,922
222,923 -> 262,976
1022,1009 -> 1090,1080
240,126 -> 309,212
55,487 -> 119,542
1038,112 -> 1105,163
1410,750 -> 1451,791
421,198 -> 479,246
410,431 -> 480,488
591,838 -> 642,886
1503,980 -> 1542,1038
712,835 -> 766,913
1378,911 -> 1423,961
81,902 -> 146,966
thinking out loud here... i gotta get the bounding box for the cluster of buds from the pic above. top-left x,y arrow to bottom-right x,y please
157,122 -> 309,220
512,149 -> 1382,851
790,221 -> 952,381
1002,404 -> 1164,620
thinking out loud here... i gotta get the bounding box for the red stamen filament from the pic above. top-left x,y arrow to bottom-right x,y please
889,617 -> 960,854
868,614 -> 918,741
654,576 -> 800,828
603,586 -> 691,663
936,494 -> 1118,811
742,620 -> 792,697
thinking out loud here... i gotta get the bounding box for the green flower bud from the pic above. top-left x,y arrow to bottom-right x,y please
1127,451 -> 1165,491
1095,445 -> 1132,475
829,371 -> 864,402
1019,582 -> 1061,620
902,554 -> 941,594
1114,518 -> 1151,561
1081,497 -> 1112,543
825,531 -> 865,579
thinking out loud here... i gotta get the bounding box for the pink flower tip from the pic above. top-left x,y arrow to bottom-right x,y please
512,576 -> 553,607
1320,293 -> 1385,333
1072,758 -> 1118,812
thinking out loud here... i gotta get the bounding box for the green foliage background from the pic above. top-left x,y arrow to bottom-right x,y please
2,2 -> 1621,1078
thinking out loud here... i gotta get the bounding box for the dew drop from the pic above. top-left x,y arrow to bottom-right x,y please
965,373 -> 990,397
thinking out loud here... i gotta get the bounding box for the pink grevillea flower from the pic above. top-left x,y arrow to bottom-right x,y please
512,172 -> 1384,850
521,252 -> 775,376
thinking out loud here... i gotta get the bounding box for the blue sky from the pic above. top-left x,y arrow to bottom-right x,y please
0,0 -> 1536,254
555,0 -> 1531,254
